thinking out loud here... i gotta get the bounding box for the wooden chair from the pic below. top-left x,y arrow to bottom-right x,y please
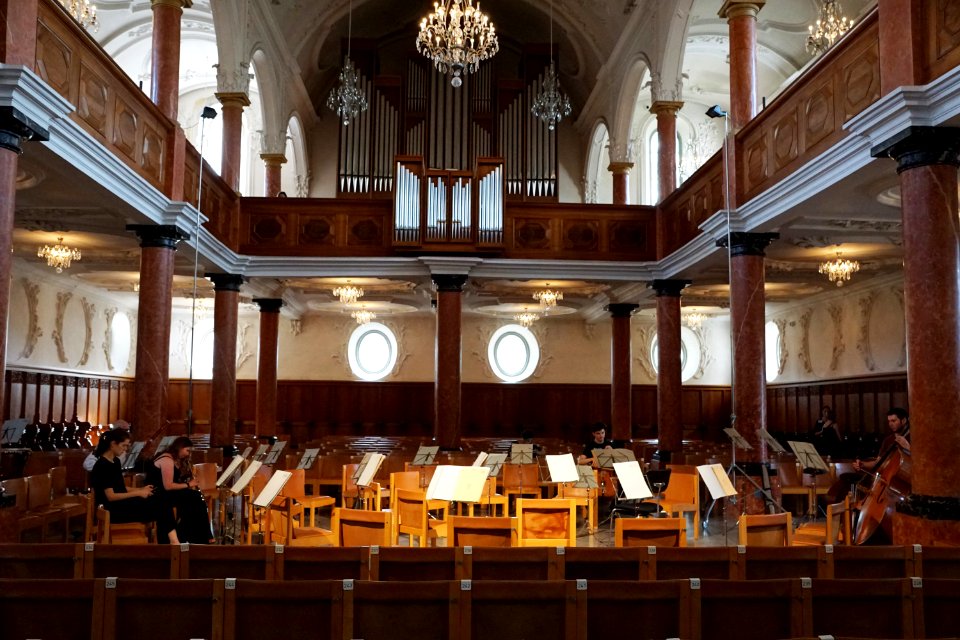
331,507 -> 391,547
95,506 -> 152,544
515,498 -> 576,547
192,461 -> 220,520
4,477 -> 44,542
223,579 -> 342,640
556,472 -> 598,531
49,465 -> 89,541
793,497 -> 850,546
738,512 -> 793,547
502,463 -> 541,511
642,470 -> 701,539
268,480 -> 335,547
615,516 -> 687,547
281,468 -> 336,527
25,473 -> 69,542
448,515 -> 515,547
389,470 -> 447,516
394,487 -> 446,546
466,476 -> 508,517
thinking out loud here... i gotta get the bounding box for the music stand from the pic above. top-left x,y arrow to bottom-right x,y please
252,444 -> 269,461
698,463 -> 738,544
262,441 -> 287,466
760,429 -> 787,455
121,441 -> 145,470
509,443 -> 534,464
297,448 -> 321,470
788,441 -> 830,520
412,446 -> 439,466
1,419 -> 28,447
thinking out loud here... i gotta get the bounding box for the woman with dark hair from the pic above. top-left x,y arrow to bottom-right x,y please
811,406 -> 841,459
146,436 -> 213,544
89,429 -> 158,528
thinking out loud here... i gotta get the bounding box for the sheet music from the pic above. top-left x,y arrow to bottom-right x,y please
472,452 -> 488,467
230,460 -> 263,494
482,453 -> 507,478
760,429 -> 787,454
697,464 -> 737,499
262,440 -> 287,466
297,448 -> 321,470
787,441 -> 829,472
723,428 -> 753,450
122,441 -> 145,470
253,470 -> 293,508
426,465 -> 490,502
509,443 -> 534,464
545,454 -> 579,483
216,455 -> 246,487
613,461 -> 653,499
1,419 -> 29,446
356,453 -> 386,487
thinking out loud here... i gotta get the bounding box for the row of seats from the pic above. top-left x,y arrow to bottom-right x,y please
1,576 -> 957,640
3,544 -> 958,582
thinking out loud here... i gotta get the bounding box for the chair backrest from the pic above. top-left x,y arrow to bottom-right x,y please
332,507 -> 391,547
25,474 -> 54,510
341,463 -> 360,503
503,463 -> 539,489
825,497 -> 849,545
738,512 -> 793,547
49,465 -> 69,498
663,471 -> 698,505
389,470 -> 421,512
4,477 -> 27,510
615,517 -> 686,547
280,468 -> 306,501
394,488 -> 427,532
448,515 -> 514,547
192,462 -> 218,492
515,498 -> 576,547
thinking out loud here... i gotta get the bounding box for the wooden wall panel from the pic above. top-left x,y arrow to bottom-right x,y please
924,0 -> 960,83
657,154 -> 724,258
3,370 -> 134,426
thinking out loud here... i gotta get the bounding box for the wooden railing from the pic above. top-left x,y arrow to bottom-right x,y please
922,0 -> 960,84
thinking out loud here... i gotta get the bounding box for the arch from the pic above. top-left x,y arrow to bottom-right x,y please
583,120 -> 612,205
251,48 -> 286,155
283,112 -> 310,196
608,55 -> 652,156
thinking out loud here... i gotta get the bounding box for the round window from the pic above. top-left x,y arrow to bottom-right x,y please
651,326 -> 701,382
347,322 -> 398,381
488,324 -> 540,383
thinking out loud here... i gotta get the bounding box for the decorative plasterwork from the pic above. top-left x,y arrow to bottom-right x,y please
79,298 -> 96,366
236,323 -> 254,370
827,303 -> 844,372
798,308 -> 813,374
690,325 -> 714,381
857,290 -> 880,371
288,318 -> 302,337
295,173 -> 311,198
52,291 -> 73,364
527,324 -> 552,380
633,325 -> 657,381
381,320 -> 412,378
331,318 -> 358,376
774,318 -> 788,376
892,286 -> 906,368
469,321 -> 498,380
103,307 -> 116,371
214,61 -> 252,95
173,320 -> 193,369
18,279 -> 42,360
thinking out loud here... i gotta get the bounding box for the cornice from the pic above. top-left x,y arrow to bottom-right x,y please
0,66 -> 73,138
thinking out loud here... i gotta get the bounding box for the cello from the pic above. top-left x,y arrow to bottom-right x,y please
853,425 -> 912,544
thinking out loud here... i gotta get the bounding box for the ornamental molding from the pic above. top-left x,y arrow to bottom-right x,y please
774,318 -> 788,376
827,303 -> 845,372
18,279 -> 42,360
79,298 -> 96,367
798,308 -> 813,374
856,290 -> 880,371
102,307 -> 116,371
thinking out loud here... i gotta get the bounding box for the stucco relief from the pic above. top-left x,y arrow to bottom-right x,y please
774,318 -> 788,376
798,308 -> 813,374
857,290 -> 880,371
892,287 -> 906,368
172,320 -> 193,368
102,307 -> 116,370
528,323 -> 552,379
18,279 -> 42,360
633,325 -> 657,381
288,318 -> 302,337
827,303 -> 845,372
236,322 -> 254,370
468,321 -> 498,380
52,291 -> 73,363
382,320 -> 412,377
331,318 -> 359,376
79,298 -> 96,366
690,325 -> 715,380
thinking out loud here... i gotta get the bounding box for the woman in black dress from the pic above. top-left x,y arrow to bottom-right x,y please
146,437 -> 213,544
89,429 -> 163,532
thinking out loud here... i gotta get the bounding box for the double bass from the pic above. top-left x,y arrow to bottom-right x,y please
854,425 -> 912,544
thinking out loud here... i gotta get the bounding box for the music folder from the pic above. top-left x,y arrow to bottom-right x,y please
723,428 -> 753,450
426,465 -> 490,503
253,470 -> 293,508
612,461 -> 653,500
230,460 -> 264,494
760,428 -> 787,454
356,453 -> 386,488
787,441 -> 829,472
351,452 -> 375,483
697,464 -> 737,500
216,455 -> 246,488
240,446 -> 253,459
545,454 -> 579,483
412,446 -> 439,466
509,443 -> 534,464
252,444 -> 270,461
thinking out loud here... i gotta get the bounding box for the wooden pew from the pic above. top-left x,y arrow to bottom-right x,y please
562,547 -> 646,581
348,580 -> 460,640
0,578 -> 102,640
223,579 -> 342,640
698,578 -> 810,640
0,542 -> 84,578
83,542 -> 179,579
463,580 -> 581,640
100,578 -> 223,640
810,578 -> 916,639
279,546 -> 370,581
180,544 -> 278,580
464,546 -> 562,580
583,579 -> 693,640
372,546 -> 459,581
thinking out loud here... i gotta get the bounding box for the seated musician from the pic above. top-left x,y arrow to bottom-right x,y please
811,406 -> 842,459
146,437 -> 214,544
578,422 -> 613,465
853,407 -> 910,473
82,420 -> 130,472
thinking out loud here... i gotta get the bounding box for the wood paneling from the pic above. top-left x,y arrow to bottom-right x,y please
924,0 -> 960,83
4,369 -> 133,426
657,153 -> 724,258
183,149 -> 240,251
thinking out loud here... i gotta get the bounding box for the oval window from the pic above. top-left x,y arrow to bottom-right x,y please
651,326 -> 701,382
488,324 -> 540,383
348,322 -> 398,381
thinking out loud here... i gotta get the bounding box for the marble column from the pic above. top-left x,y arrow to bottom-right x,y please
261,154 -> 286,197
650,101 -> 683,202
720,232 -> 777,461
608,162 -> 633,205
874,127 -> 960,545
208,274 -> 243,449
878,0 -> 923,94
652,280 -> 691,456
433,275 -> 467,450
216,93 -> 249,192
150,0 -> 192,122
254,298 -> 283,438
719,1 -> 765,129
0,0 -> 38,65
127,225 -> 188,437
607,303 -> 639,443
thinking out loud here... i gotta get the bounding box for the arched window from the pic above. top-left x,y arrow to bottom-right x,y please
488,324 -> 540,383
348,322 -> 398,381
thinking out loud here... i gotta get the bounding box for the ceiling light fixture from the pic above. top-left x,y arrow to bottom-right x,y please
351,308 -> 376,325
806,0 -> 853,56
38,237 -> 81,273
58,0 -> 99,33
683,311 -> 706,330
819,252 -> 860,287
327,0 -> 369,125
514,311 -> 541,328
417,0 -> 499,88
532,286 -> 563,310
333,284 -> 364,304
531,0 -> 571,131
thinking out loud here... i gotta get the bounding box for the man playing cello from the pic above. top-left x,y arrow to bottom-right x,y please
853,407 -> 910,473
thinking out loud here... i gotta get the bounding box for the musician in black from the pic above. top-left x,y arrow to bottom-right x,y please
578,422 -> 613,464
811,406 -> 842,459
854,407 -> 910,472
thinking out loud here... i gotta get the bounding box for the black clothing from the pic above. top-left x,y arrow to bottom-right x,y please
146,455 -> 212,544
583,438 -> 613,458
811,420 -> 841,458
90,456 -> 154,524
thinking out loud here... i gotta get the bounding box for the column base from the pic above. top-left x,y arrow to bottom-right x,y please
894,511 -> 960,546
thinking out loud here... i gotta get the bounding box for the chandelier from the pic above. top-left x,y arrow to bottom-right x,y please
417,0 -> 499,88
327,0 -> 368,126
333,285 -> 364,304
514,311 -> 540,328
58,0 -> 99,33
819,252 -> 860,287
38,237 -> 82,273
806,0 -> 852,55
351,308 -> 376,325
531,0 -> 571,131
683,311 -> 706,330
532,287 -> 563,310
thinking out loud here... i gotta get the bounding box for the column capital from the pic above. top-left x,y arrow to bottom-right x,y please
215,61 -> 251,96
260,153 -> 287,168
215,92 -> 251,109
126,224 -> 189,249
607,161 -> 634,175
718,0 -> 765,20
718,232 -> 779,257
872,126 -> 960,173
151,0 -> 192,9
650,279 -> 692,297
432,274 -> 468,292
253,298 -> 284,313
207,273 -> 245,292
0,106 -> 48,155
605,303 -> 639,318
650,101 -> 684,117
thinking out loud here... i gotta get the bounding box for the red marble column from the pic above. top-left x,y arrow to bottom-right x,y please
652,280 -> 690,456
150,0 -> 190,122
875,127 -> 960,545
608,162 -> 633,205
254,298 -> 283,438
216,93 -> 248,192
433,275 -> 467,449
262,154 -> 286,197
719,1 -> 765,129
651,101 -> 683,201
208,274 -> 243,449
0,0 -> 38,65
607,303 -> 639,443
128,225 -> 188,438
878,0 -> 923,95
722,232 -> 777,461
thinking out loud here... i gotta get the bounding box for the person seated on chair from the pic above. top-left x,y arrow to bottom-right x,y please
578,422 -> 613,464
83,420 -> 131,472
89,429 -> 168,539
518,429 -> 544,458
810,406 -> 842,459
853,407 -> 910,473
146,437 -> 214,544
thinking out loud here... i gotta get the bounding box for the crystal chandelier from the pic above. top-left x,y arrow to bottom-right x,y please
38,237 -> 82,273
819,252 -> 860,287
514,311 -> 540,328
327,0 -> 368,126
806,0 -> 852,55
351,308 -> 376,325
531,0 -> 571,131
58,0 -> 99,33
682,311 -> 706,330
333,285 -> 364,304
532,287 -> 563,310
417,0 -> 499,88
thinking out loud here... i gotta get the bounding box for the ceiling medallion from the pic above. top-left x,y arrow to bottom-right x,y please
806,0 -> 853,56
417,0 -> 499,87
38,237 -> 82,273
514,311 -> 541,328
531,0 -> 571,131
819,252 -> 860,287
333,285 -> 364,304
532,287 -> 563,311
327,0 -> 369,126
